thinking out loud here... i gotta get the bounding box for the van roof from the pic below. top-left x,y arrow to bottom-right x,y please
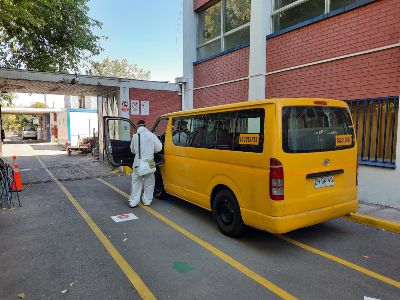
163,98 -> 348,117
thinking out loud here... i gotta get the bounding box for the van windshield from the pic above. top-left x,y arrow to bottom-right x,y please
282,106 -> 355,153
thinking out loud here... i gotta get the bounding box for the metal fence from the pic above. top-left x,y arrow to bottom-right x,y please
346,96 -> 399,169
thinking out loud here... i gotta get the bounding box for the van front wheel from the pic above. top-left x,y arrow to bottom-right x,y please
212,190 -> 245,237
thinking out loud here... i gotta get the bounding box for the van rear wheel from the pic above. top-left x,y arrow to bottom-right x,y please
212,190 -> 245,237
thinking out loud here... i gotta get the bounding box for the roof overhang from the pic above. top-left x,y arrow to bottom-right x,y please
0,68 -> 178,96
2,107 -> 62,115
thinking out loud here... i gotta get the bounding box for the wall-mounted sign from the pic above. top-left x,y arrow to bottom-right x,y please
131,100 -> 140,115
120,99 -> 129,118
141,101 -> 149,116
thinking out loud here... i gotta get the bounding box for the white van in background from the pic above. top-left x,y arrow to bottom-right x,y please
22,126 -> 37,140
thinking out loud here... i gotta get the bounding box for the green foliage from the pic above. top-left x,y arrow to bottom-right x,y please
0,0 -> 103,72
31,102 -> 48,108
87,57 -> 151,80
3,114 -> 33,131
0,92 -> 14,107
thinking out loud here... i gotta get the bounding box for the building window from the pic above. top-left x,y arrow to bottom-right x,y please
272,0 -> 359,32
197,0 -> 251,60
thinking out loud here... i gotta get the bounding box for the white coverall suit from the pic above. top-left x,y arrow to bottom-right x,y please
129,126 -> 163,207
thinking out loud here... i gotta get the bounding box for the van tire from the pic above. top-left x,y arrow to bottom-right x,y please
212,190 -> 245,237
154,169 -> 167,199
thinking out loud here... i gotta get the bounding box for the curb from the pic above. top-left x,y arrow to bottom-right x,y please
344,213 -> 400,234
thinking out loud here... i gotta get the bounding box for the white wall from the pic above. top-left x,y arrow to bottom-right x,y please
358,106 -> 400,209
69,111 -> 98,146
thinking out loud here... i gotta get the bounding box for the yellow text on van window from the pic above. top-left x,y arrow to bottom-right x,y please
336,135 -> 352,146
239,134 -> 260,145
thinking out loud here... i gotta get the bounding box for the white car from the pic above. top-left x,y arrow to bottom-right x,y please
22,126 -> 37,140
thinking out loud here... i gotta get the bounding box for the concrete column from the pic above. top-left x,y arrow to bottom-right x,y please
64,95 -> 71,109
248,0 -> 272,101
182,0 -> 196,110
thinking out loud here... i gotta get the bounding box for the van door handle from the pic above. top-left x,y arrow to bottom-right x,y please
306,169 -> 344,179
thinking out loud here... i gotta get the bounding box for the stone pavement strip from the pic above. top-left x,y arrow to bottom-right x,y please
345,202 -> 400,234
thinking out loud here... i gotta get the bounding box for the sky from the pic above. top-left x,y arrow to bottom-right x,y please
88,0 -> 183,82
14,0 -> 183,107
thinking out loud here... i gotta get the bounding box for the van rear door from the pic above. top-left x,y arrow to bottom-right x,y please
277,101 -> 357,215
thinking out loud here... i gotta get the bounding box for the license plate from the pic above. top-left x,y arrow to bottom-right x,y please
314,176 -> 334,189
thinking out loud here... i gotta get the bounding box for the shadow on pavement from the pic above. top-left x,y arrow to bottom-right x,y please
30,144 -> 63,151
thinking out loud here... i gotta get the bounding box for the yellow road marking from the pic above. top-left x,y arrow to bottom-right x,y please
97,177 -> 297,300
276,235 -> 400,289
35,156 -> 156,300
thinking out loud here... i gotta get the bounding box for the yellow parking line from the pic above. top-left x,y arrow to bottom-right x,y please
35,156 -> 156,300
276,235 -> 400,289
97,177 -> 297,300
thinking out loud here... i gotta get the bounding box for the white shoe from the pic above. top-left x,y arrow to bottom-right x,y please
128,202 -> 138,208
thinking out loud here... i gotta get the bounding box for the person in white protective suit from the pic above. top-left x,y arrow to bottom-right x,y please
128,120 -> 163,207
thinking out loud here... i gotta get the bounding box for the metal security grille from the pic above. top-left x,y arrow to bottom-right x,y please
346,96 -> 399,169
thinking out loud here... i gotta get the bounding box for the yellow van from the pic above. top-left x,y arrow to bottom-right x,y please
105,98 -> 358,237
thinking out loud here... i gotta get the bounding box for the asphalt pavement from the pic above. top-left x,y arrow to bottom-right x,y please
0,139 -> 399,299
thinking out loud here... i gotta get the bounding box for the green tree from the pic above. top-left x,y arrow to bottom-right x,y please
3,114 -> 32,131
87,57 -> 151,80
0,0 -> 103,72
0,92 -> 14,107
31,102 -> 48,108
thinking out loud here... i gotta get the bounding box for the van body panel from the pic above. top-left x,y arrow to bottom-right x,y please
105,98 -> 358,235
163,103 -> 280,216
274,99 -> 358,216
241,200 -> 358,234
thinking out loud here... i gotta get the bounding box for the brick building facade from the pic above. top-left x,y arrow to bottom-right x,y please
129,88 -> 181,126
182,0 -> 400,207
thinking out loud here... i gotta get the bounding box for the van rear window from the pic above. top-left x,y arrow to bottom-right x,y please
282,106 -> 355,153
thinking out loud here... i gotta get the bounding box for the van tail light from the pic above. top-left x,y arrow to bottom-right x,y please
270,158 -> 284,200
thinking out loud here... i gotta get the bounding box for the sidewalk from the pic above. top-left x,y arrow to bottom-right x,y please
357,202 -> 400,223
345,201 -> 400,233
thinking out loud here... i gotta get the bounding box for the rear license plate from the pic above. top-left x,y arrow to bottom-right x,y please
314,176 -> 334,189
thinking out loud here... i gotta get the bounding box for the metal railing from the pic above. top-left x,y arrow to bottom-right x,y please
346,96 -> 399,169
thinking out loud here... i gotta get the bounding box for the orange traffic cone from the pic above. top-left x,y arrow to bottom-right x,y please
12,163 -> 23,192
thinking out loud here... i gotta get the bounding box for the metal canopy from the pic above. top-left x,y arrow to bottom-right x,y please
0,68 -> 178,97
0,68 -> 128,96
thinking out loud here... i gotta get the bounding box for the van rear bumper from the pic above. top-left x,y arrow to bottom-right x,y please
241,200 -> 358,234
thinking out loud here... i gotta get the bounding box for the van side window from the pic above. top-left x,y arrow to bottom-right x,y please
172,108 -> 264,153
189,115 -> 207,148
206,112 -> 236,150
234,109 -> 264,153
172,117 -> 191,146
